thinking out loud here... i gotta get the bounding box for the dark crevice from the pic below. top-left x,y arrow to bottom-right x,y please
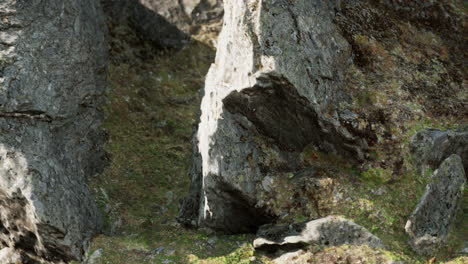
223,75 -> 366,159
0,111 -> 55,122
14,231 -> 38,255
223,76 -> 321,152
205,175 -> 276,234
286,6 -> 301,43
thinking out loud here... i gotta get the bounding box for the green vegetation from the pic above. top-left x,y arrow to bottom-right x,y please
85,9 -> 467,263
86,25 -> 265,262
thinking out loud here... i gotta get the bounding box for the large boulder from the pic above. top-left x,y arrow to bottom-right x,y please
253,216 -> 384,253
405,154 -> 466,255
179,0 -> 369,233
0,0 -> 107,262
411,126 -> 468,175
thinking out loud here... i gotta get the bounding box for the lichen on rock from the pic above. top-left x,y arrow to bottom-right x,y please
405,154 -> 466,255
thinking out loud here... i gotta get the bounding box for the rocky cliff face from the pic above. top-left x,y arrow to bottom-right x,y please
0,0 -> 107,262
179,0 -> 370,233
179,0 -> 467,238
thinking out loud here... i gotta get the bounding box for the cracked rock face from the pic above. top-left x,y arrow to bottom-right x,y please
179,0 -> 368,233
405,154 -> 466,255
0,0 -> 107,262
411,126 -> 468,175
253,216 -> 383,253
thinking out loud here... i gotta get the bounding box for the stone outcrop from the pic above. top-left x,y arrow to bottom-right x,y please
253,216 -> 383,253
0,0 -> 107,262
179,0 -> 369,233
411,126 -> 468,175
101,0 -> 223,49
405,154 -> 466,255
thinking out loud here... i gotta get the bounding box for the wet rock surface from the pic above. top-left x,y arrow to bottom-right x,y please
253,216 -> 383,253
411,126 -> 468,174
179,0 -> 369,234
405,154 -> 466,255
0,0 -> 107,262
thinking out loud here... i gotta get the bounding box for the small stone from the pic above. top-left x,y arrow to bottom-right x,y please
152,204 -> 167,213
254,216 -> 383,253
459,244 -> 468,254
165,191 -> 174,205
86,249 -> 103,264
156,120 -> 168,128
372,187 -> 387,196
261,176 -> 275,192
165,249 -> 176,256
110,217 -> 122,234
198,227 -> 216,235
152,247 -> 165,255
207,236 -> 218,245
333,190 -> 343,203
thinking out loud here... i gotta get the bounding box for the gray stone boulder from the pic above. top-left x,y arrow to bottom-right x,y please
178,0 -> 368,233
0,0 -> 107,262
254,216 -> 383,253
405,154 -> 466,255
411,126 -> 468,175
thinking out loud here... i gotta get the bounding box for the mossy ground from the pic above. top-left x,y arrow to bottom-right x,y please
83,6 -> 467,263
83,23 -> 272,264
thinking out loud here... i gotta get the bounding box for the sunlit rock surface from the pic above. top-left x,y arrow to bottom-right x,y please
179,0 -> 369,233
254,216 -> 383,252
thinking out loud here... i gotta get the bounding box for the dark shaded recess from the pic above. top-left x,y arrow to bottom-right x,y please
14,231 -> 38,255
18,253 -> 39,264
204,175 -> 275,234
177,154 -> 202,229
0,221 -> 9,235
411,126 -> 468,176
223,76 -> 364,159
255,241 -> 309,254
373,0 -> 466,39
255,221 -> 310,253
177,95 -> 204,228
37,224 -> 74,263
335,1 -> 400,68
177,192 -> 201,228
129,1 -> 190,50
223,77 -> 321,152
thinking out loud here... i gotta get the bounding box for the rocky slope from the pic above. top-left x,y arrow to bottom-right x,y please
0,0 -> 466,263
